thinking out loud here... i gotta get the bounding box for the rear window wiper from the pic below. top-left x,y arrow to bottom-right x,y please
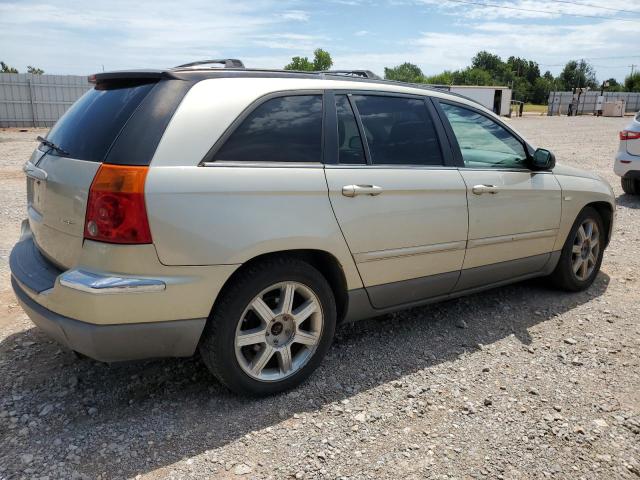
37,136 -> 70,156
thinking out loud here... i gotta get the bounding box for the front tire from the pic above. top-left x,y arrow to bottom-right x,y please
199,257 -> 336,396
549,206 -> 605,292
621,177 -> 639,195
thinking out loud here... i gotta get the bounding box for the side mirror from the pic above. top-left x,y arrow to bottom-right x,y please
531,148 -> 556,170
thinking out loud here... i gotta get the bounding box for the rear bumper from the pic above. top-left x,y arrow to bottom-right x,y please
11,276 -> 205,362
614,150 -> 640,177
9,224 -> 240,361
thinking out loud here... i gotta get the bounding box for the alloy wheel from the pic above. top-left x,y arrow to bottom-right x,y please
571,218 -> 600,281
234,281 -> 323,382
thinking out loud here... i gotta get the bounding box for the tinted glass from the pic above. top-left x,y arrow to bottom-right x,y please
46,81 -> 156,162
336,95 -> 365,164
215,95 -> 322,162
351,95 -> 443,166
440,102 -> 528,168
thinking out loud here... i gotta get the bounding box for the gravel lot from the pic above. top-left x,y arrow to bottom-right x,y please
0,116 -> 639,480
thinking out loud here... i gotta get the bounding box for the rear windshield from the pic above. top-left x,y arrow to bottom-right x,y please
45,81 -> 156,162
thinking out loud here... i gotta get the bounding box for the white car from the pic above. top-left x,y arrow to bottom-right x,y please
614,111 -> 640,195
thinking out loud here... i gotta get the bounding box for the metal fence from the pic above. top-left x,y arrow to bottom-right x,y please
0,73 -> 91,128
547,91 -> 640,116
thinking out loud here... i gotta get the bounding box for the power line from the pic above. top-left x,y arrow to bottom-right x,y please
546,0 -> 640,16
442,0 -> 640,23
584,55 -> 640,60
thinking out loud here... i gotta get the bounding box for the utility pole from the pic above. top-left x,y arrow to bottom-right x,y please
631,64 -> 637,76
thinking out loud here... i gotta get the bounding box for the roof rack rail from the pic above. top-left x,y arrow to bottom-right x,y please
174,59 -> 245,69
321,70 -> 381,80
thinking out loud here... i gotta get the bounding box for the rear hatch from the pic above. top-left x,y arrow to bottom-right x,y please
26,77 -> 160,269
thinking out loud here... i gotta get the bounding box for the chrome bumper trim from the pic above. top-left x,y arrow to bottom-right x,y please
59,270 -> 166,294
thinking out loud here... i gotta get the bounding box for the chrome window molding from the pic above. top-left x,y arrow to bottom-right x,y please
324,164 -> 459,170
201,161 -> 324,168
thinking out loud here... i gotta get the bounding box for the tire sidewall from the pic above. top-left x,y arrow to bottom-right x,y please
557,207 -> 605,291
621,177 -> 639,195
202,260 -> 336,396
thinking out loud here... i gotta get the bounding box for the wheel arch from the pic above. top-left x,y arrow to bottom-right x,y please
585,201 -> 614,248
209,249 -> 350,325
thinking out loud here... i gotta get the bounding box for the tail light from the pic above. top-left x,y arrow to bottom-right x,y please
84,164 -> 152,244
620,130 -> 640,141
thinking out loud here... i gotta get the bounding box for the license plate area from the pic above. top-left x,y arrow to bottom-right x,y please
27,176 -> 47,217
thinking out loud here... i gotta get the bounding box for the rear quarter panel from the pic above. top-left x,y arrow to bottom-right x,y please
144,165 -> 362,291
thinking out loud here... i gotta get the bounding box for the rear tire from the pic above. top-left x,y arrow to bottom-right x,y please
621,177 -> 639,195
199,257 -> 336,396
549,206 -> 604,292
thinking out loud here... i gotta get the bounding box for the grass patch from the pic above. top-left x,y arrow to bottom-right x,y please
523,103 -> 548,113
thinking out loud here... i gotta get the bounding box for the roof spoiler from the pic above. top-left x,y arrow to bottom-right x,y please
88,70 -> 170,84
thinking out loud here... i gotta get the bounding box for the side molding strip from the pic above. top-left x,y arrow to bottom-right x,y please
467,229 -> 557,249
353,240 -> 467,263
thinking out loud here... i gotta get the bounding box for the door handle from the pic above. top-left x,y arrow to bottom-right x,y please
342,184 -> 383,197
472,184 -> 499,195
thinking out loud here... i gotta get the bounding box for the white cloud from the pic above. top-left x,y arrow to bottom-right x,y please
278,10 -> 310,21
252,33 -> 328,51
0,0 -> 636,82
331,17 -> 637,81
418,0 -> 640,21
0,0 -> 311,73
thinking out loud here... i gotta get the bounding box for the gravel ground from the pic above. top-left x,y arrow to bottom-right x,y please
0,116 -> 638,480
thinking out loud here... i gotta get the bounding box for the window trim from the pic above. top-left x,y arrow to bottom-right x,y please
433,98 -> 536,171
199,89 -> 325,166
332,90 -> 452,168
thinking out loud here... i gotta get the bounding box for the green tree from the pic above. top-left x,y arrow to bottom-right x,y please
531,77 -> 552,104
27,66 -> 44,74
559,59 -> 597,90
424,70 -> 454,85
624,72 -> 640,92
511,77 -> 531,102
384,62 -> 424,83
543,71 -> 554,82
451,67 -> 493,86
471,51 -> 502,73
604,78 -> 623,92
1,61 -> 18,73
312,49 -> 332,71
284,48 -> 333,71
284,56 -> 313,71
507,57 -> 540,84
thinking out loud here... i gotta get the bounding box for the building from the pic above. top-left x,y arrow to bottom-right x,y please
429,85 -> 513,116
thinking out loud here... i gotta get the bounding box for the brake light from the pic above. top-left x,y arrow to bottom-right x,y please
84,164 -> 152,244
620,130 -> 640,141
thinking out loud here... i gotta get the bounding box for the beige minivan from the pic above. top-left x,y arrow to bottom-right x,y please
11,61 -> 615,395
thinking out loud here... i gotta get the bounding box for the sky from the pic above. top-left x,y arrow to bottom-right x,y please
1,0 -> 639,82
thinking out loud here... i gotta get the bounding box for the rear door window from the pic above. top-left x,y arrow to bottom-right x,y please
336,95 -> 366,164
45,80 -> 156,162
350,95 -> 443,166
214,95 -> 323,163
